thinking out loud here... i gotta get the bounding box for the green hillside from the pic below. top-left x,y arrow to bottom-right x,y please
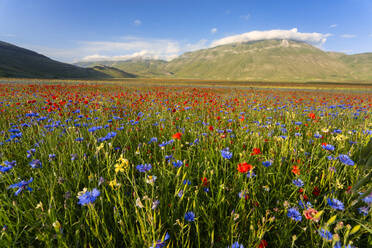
165,40 -> 367,81
76,59 -> 169,77
0,41 -> 135,79
91,65 -> 136,78
77,39 -> 372,82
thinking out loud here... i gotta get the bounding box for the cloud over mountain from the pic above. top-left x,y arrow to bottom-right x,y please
211,28 -> 331,47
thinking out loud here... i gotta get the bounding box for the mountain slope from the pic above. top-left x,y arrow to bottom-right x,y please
0,41 -> 135,79
91,65 -> 136,78
339,53 -> 372,80
76,59 -> 170,77
165,40 -> 356,81
76,40 -> 371,82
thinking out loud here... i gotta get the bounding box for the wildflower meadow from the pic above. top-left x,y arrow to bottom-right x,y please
0,82 -> 371,247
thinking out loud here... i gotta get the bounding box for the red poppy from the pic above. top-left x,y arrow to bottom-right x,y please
251,148 -> 261,156
258,239 -> 268,248
237,162 -> 253,173
172,132 -> 182,140
201,177 -> 208,186
291,165 -> 300,175
208,126 -> 214,131
312,186 -> 320,196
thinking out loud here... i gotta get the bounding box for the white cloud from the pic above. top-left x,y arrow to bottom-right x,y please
81,50 -> 158,62
211,28 -> 331,47
77,37 -> 181,62
240,14 -> 251,21
133,19 -> 142,26
329,24 -> 338,28
211,28 -> 218,34
340,34 -> 356,38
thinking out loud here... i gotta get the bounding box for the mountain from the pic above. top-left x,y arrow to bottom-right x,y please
90,65 -> 136,78
77,39 -> 372,82
164,40 -> 369,81
0,41 -> 135,79
76,58 -> 170,77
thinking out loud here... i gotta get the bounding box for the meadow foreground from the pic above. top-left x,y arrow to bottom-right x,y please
0,82 -> 371,247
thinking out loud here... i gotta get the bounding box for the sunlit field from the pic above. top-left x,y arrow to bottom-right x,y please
0,82 -> 371,247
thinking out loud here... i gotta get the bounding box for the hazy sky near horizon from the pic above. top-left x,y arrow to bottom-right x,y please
1,0 -> 371,62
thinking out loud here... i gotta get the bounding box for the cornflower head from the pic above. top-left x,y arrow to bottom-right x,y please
172,160 -> 183,168
337,154 -> 355,166
8,178 -> 34,196
327,198 -> 345,210
318,228 -> 333,241
184,211 -> 195,222
149,232 -> 170,248
221,147 -> 232,160
228,241 -> 244,248
77,188 -> 100,206
0,160 -> 16,173
136,164 -> 152,173
287,207 -> 302,221
292,179 -> 304,187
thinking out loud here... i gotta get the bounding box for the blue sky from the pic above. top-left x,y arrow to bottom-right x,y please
0,0 -> 371,62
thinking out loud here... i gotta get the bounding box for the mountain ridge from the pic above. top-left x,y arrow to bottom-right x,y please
75,39 -> 372,82
0,41 -> 136,79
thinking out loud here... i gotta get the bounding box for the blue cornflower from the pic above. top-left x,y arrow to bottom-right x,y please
148,137 -> 158,144
4,160 -> 17,167
262,161 -> 272,167
287,207 -> 302,221
362,193 -> 372,204
29,159 -> 42,169
229,241 -> 244,248
184,211 -> 195,222
318,228 -> 333,241
327,155 -> 336,160
298,200 -> 312,209
322,144 -> 335,151
0,160 -> 16,173
71,153 -> 78,161
8,178 -> 34,196
247,171 -> 256,178
333,242 -> 355,248
172,160 -> 183,168
78,188 -> 100,206
338,154 -> 355,166
26,148 -> 36,158
88,126 -> 102,132
177,190 -> 184,198
221,148 -> 232,160
75,137 -> 84,142
149,232 -> 170,248
327,198 -> 344,210
136,164 -> 152,173
9,128 -> 21,133
183,179 -> 191,185
358,206 -> 369,216
49,154 -> 56,160
292,179 -> 304,187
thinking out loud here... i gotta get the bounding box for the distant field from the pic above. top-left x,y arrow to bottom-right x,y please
1,77 -> 372,91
